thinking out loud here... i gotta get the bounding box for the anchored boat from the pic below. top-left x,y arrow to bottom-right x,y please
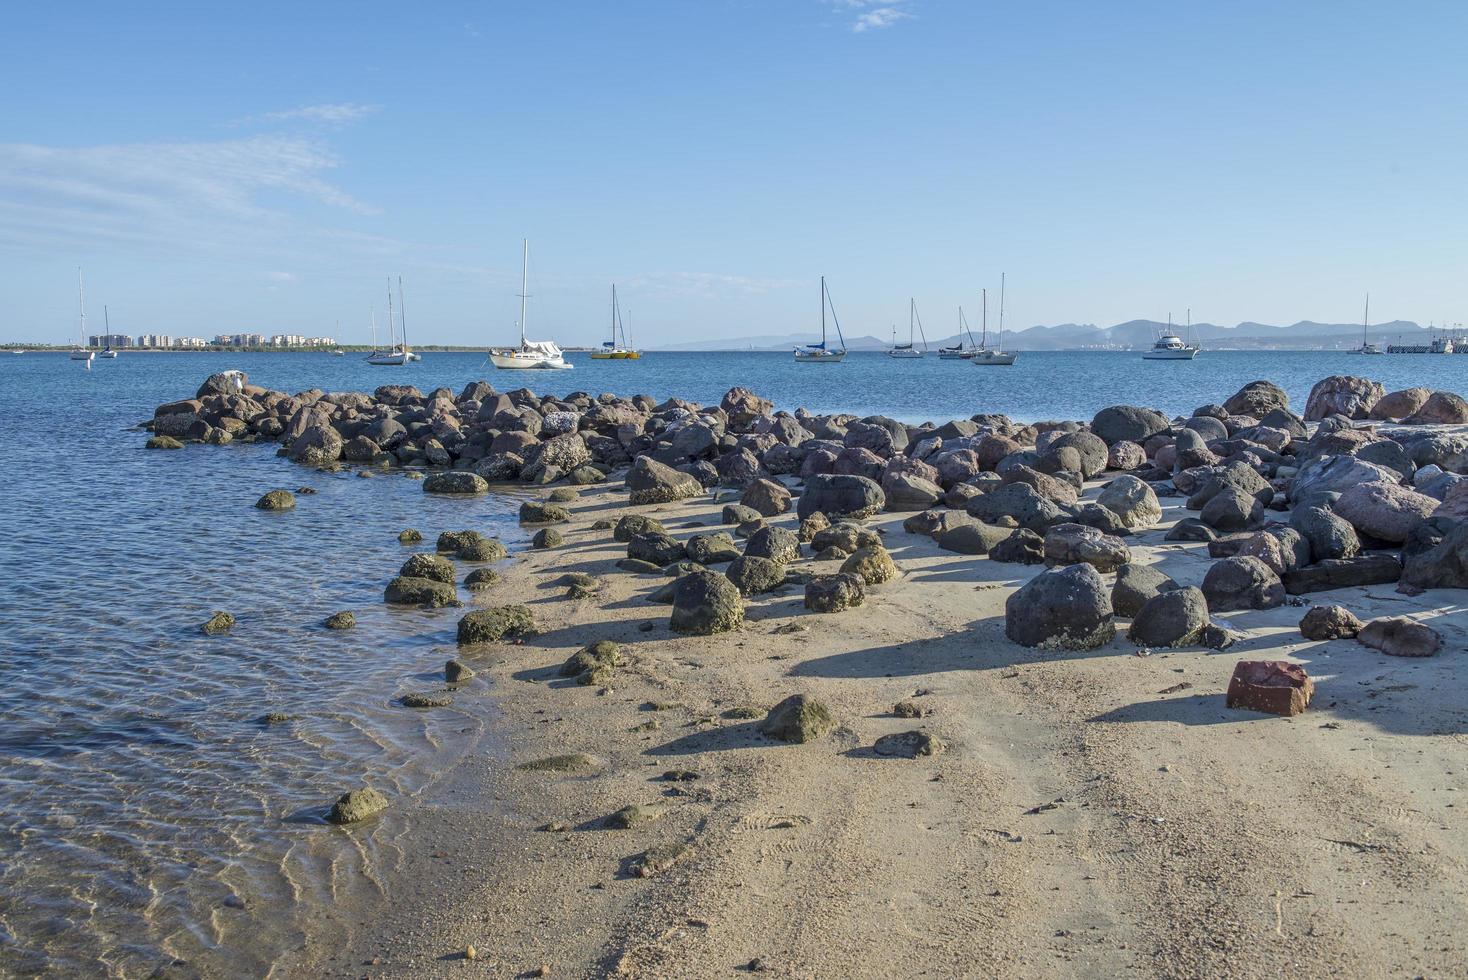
69,269 -> 93,362
1141,311 -> 1200,360
489,239 -> 572,370
794,277 -> 847,362
971,276 -> 1018,366
938,305 -> 980,359
887,299 -> 928,358
590,284 -> 640,359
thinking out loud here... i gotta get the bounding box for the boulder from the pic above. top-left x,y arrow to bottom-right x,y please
798,512 -> 831,543
1004,563 -> 1115,650
965,482 -> 1066,532
1370,387 -> 1432,421
324,611 -> 356,630
936,522 -> 1011,556
326,787 -> 388,824
1043,523 -> 1130,572
518,501 -> 570,524
723,503 -> 763,525
1400,519 -> 1468,590
1107,441 -> 1147,471
255,489 -> 296,511
1038,431 -> 1108,479
1283,554 -> 1402,594
804,572 -> 866,612
146,435 -> 185,449
1096,475 -> 1162,529
288,423 -> 344,466
1299,605 -> 1364,640
670,571 -> 744,635
456,605 -> 536,644
745,526 -> 800,564
1293,454 -> 1406,506
1200,487 -> 1263,531
384,576 -> 458,607
1201,556 -> 1285,611
457,536 -> 508,562
1404,391 -> 1468,425
759,694 -> 836,743
1357,616 -> 1442,657
1289,506 -> 1361,562
873,731 -> 946,758
628,532 -> 685,567
990,528 -> 1046,564
1003,464 -> 1079,506
400,552 -> 456,584
627,456 -> 702,505
741,477 -> 792,517
200,611 -> 235,635
613,514 -> 666,543
797,474 -> 885,521
531,528 -> 562,549
1223,381 -> 1289,418
1226,661 -> 1313,717
1165,517 -> 1217,542
726,555 -> 786,595
1090,405 -> 1170,445
423,471 -> 489,495
812,522 -> 881,553
1188,462 -> 1272,509
1111,563 -> 1179,618
882,471 -> 944,511
840,546 -> 897,585
1303,376 -> 1384,421
1127,586 -> 1209,648
1334,481 -> 1436,543
686,531 -> 741,564
1236,527 -> 1308,576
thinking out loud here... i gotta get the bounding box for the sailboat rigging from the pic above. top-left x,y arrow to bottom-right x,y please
793,277 -> 847,362
489,239 -> 573,369
590,284 -> 641,359
366,277 -> 412,365
99,306 -> 118,357
1355,294 -> 1382,354
888,299 -> 927,357
939,306 -> 980,359
70,269 -> 93,362
971,275 -> 1018,365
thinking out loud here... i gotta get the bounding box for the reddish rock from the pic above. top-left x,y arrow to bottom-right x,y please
1226,660 -> 1314,716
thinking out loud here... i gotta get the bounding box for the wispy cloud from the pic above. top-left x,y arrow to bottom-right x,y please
237,103 -> 380,128
0,134 -> 380,258
267,270 -> 298,282
830,0 -> 914,33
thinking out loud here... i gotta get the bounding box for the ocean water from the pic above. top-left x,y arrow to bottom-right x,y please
0,348 -> 1462,975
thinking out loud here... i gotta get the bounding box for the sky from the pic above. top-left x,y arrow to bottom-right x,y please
3,0 -> 1467,346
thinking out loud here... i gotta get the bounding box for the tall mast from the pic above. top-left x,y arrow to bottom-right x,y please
519,239 -> 529,348
820,276 -> 826,346
611,283 -> 618,346
370,306 -> 377,349
78,268 -> 86,346
1363,293 -> 1370,346
386,278 -> 396,348
998,272 -> 1006,349
909,298 -> 915,345
981,288 -> 988,347
398,277 -> 409,349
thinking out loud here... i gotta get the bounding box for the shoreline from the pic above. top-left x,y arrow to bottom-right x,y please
147,373 -> 1468,975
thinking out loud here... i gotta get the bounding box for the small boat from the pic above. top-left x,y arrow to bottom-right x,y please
1141,310 -> 1200,360
887,299 -> 928,358
1354,294 -> 1382,354
489,239 -> 573,370
794,277 -> 847,362
589,284 -> 641,359
971,277 -> 1018,365
366,277 -> 416,365
98,306 -> 119,357
70,269 -> 93,362
938,305 -> 980,359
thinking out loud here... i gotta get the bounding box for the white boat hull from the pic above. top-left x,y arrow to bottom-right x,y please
366,352 -> 410,365
1141,348 -> 1198,360
489,350 -> 572,370
886,348 -> 923,358
99,351 -> 118,358
794,349 -> 846,362
971,351 -> 1017,365
937,349 -> 975,360
69,350 -> 93,361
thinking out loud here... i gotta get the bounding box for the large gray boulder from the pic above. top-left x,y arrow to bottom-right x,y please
965,482 -> 1066,532
741,477 -> 792,517
1090,405 -> 1170,445
1111,563 -> 1179,617
1404,391 -> 1468,425
288,423 -> 344,466
797,474 -> 885,521
1043,523 -> 1131,572
745,525 -> 800,564
1223,381 -> 1288,418
669,570 -> 744,635
1334,481 -> 1436,543
1369,387 -> 1431,421
627,456 -> 703,505
1127,586 -> 1208,647
1290,455 -> 1403,504
1303,376 -> 1385,421
1200,487 -> 1263,531
423,471 -> 489,495
882,471 -> 944,511
1201,556 -> 1285,611
1400,518 -> 1468,590
1004,563 -> 1115,650
1038,431 -> 1108,479
936,522 -> 1011,555
1096,475 -> 1162,529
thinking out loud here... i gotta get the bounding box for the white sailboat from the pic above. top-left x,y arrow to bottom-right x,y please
794,277 -> 847,362
489,239 -> 573,370
938,306 -> 980,359
589,284 -> 640,359
887,299 -> 927,358
366,277 -> 414,365
69,269 -> 93,362
971,276 -> 1018,365
1354,294 -> 1382,354
98,306 -> 119,357
1141,310 -> 1200,360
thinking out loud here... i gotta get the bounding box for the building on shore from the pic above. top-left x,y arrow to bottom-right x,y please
87,333 -> 132,349
136,335 -> 173,349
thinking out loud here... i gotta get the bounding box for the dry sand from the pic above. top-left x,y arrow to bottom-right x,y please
289,474 -> 1467,979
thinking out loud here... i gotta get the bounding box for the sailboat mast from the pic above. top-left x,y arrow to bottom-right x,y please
998,273 -> 1006,349
981,288 -> 987,347
1364,293 -> 1370,346
519,239 -> 529,349
820,276 -> 827,345
909,298 -> 915,345
78,268 -> 86,345
398,277 -> 408,349
386,278 -> 396,348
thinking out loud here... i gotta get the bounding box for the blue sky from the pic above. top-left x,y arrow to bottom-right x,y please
3,0 -> 1466,345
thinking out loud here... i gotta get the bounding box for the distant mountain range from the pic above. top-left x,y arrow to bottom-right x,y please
654,319 -> 1450,352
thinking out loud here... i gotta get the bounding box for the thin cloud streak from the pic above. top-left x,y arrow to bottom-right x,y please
828,0 -> 913,32
241,103 -> 380,127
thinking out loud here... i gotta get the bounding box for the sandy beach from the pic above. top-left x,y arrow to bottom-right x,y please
274,436 -> 1467,978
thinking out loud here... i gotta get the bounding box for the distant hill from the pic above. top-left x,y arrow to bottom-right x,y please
656,319 -> 1436,352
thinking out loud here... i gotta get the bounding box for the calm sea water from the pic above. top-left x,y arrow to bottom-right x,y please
0,348 -> 1462,975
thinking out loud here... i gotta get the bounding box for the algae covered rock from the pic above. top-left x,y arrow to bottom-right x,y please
804,573 -> 865,612
559,640 -> 623,677
457,537 -> 508,562
873,730 -> 946,758
200,611 -> 235,635
726,555 -> 787,596
146,435 -> 185,449
464,567 -> 500,590
686,531 -> 741,564
398,529 -> 423,544
1004,564 -> 1115,650
669,570 -> 744,635
519,501 -> 570,524
384,576 -> 459,607
255,489 -> 296,511
613,514 -> 667,543
547,487 -> 579,503
456,605 -> 536,644
759,694 -> 836,743
840,546 -> 897,585
531,528 -> 563,549
422,471 -> 489,495
626,456 -> 702,505
326,787 -> 388,824
324,611 -> 355,630
400,552 -> 456,584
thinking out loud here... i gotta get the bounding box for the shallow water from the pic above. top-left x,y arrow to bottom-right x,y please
0,347 -> 1461,974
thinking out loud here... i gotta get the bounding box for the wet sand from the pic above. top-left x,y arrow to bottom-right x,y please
287,471 -> 1468,978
